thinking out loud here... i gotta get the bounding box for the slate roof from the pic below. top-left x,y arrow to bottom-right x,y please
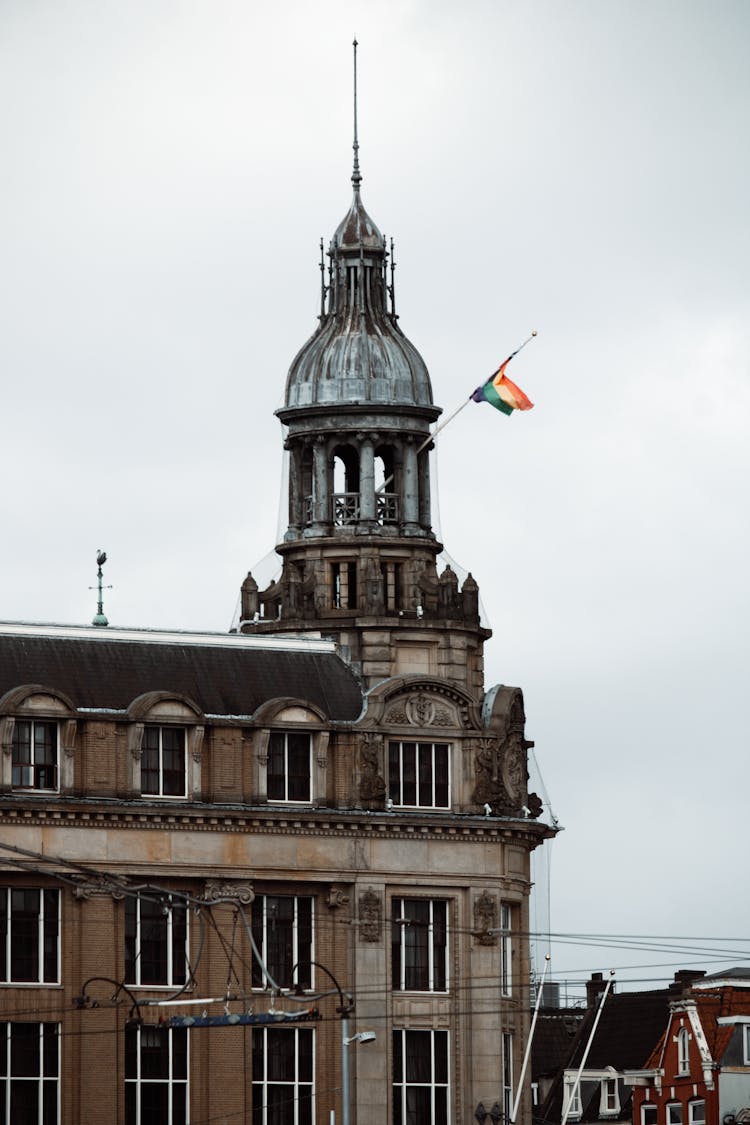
0,625 -> 363,722
538,988 -> 673,1124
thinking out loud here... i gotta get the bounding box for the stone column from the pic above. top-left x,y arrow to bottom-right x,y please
359,435 -> 376,526
418,446 -> 432,530
402,437 -> 419,532
286,443 -> 302,538
312,437 -> 329,531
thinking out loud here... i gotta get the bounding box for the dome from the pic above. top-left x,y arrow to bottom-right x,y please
282,188 -> 435,413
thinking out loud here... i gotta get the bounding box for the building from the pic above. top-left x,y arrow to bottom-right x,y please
627,970 -> 750,1125
0,78 -> 554,1125
535,973 -> 675,1125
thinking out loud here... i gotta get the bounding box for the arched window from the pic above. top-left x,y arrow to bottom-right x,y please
677,1026 -> 690,1075
375,445 -> 398,524
332,445 -> 360,525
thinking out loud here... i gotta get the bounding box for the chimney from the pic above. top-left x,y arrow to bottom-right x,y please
669,970 -> 706,996
586,972 -> 611,1008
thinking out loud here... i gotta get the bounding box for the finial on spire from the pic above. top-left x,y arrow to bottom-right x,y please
352,37 -> 362,192
90,549 -> 111,627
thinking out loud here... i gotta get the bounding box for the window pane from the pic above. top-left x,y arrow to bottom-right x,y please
267,734 -> 286,800
401,743 -> 417,806
286,734 -> 310,802
434,744 -> 450,807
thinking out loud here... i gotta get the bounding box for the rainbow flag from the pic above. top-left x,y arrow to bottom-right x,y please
471,360 -> 534,415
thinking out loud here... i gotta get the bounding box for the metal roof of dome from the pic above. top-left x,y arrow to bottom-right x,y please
280,41 -> 436,417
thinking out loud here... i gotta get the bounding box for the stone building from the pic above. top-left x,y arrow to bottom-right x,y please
0,100 -> 553,1125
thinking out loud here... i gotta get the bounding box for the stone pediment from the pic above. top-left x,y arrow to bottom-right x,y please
363,676 -> 481,731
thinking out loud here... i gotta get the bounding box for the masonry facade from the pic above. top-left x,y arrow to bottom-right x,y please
0,98 -> 553,1125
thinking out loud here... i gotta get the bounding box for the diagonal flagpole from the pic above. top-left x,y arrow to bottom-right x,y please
509,953 -> 551,1123
375,331 -> 537,494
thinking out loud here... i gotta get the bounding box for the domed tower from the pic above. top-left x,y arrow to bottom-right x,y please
239,51 -> 490,696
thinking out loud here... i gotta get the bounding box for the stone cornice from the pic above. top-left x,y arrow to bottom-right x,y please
0,799 -> 555,846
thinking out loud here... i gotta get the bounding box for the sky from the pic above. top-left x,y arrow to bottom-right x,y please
1,0 -> 748,998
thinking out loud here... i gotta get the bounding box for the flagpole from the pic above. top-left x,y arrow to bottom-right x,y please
509,954 -> 551,1124
375,331 -> 537,493
561,971 -> 615,1125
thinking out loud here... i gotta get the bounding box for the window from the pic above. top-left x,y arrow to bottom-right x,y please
141,727 -> 186,798
600,1077 -> 619,1116
125,1025 -> 188,1125
388,742 -> 450,809
125,896 -> 188,988
392,899 -> 448,993
500,903 -> 512,996
0,1023 -> 59,1124
393,1030 -> 449,1125
502,1032 -> 514,1124
331,561 -> 357,607
641,1104 -> 658,1125
267,733 -> 312,803
677,1027 -> 690,1075
563,1075 -> 582,1120
11,721 -> 58,791
667,1103 -> 683,1125
744,1024 -> 750,1065
0,889 -> 59,985
251,896 -> 313,991
689,1101 -> 706,1125
252,1027 -> 313,1125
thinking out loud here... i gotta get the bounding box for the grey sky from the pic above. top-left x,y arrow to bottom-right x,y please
1,0 -> 748,992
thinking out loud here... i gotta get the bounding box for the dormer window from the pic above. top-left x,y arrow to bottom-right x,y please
600,1075 -> 620,1116
141,726 -> 187,799
268,732 -> 312,803
12,720 -> 58,791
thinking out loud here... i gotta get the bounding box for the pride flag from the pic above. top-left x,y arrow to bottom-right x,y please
471,360 -> 534,415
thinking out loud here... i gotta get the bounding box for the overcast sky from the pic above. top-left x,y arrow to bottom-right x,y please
1,0 -> 748,996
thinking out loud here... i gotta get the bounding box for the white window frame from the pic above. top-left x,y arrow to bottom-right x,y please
0,888 -> 60,985
388,741 -> 451,810
393,1029 -> 450,1125
11,719 -> 59,792
688,1100 -> 706,1125
641,1103 -> 658,1125
141,725 -> 187,799
125,895 -> 188,989
600,1075 -> 620,1116
392,898 -> 449,993
0,1022 -> 59,1123
563,1074 -> 583,1120
252,1026 -> 314,1125
251,895 -> 314,992
125,1025 -> 188,1125
502,1032 -> 514,1124
667,1102 -> 684,1125
267,731 -> 313,804
677,1026 -> 690,1075
743,1024 -> 750,1065
500,903 -> 513,996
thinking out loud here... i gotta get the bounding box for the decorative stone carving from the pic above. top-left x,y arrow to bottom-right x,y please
203,880 -> 255,905
128,723 -> 144,762
473,891 -> 498,946
61,719 -> 78,759
384,685 -> 467,729
190,725 -> 205,764
358,733 -> 385,808
358,888 -> 382,942
327,885 -> 350,910
472,718 -> 533,817
71,874 -> 128,901
0,717 -> 15,757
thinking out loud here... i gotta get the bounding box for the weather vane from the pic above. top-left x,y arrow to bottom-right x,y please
90,550 -> 112,627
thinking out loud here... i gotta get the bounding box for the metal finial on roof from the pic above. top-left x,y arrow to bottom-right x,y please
90,549 -> 111,627
352,38 -> 362,191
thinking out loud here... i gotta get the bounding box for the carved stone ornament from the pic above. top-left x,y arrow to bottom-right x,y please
203,880 -> 255,905
384,688 -> 463,729
327,885 -> 351,910
70,874 -> 128,901
358,889 -> 382,942
62,719 -> 78,759
473,891 -> 498,946
502,733 -> 526,802
0,717 -> 15,757
190,725 -> 205,765
128,722 -> 144,762
472,727 -> 529,817
358,733 -> 386,808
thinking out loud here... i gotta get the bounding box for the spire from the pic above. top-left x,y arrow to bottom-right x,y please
352,38 -> 362,192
